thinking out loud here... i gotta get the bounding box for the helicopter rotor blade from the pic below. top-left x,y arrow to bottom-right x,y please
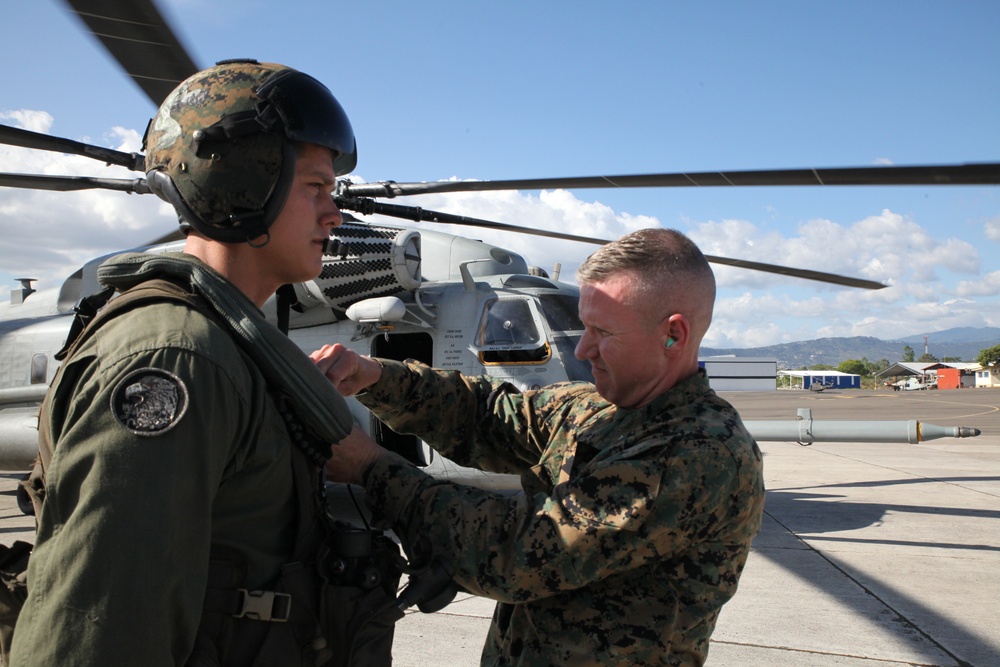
146,229 -> 185,245
0,124 -> 144,171
341,162 -> 1000,198
0,173 -> 150,194
63,0 -> 199,107
336,197 -> 887,291
697,255 -> 886,290
336,196 -> 613,245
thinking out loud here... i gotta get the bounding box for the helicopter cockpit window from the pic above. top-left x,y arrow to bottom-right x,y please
537,293 -> 584,331
30,354 -> 48,384
538,293 -> 593,383
476,298 -> 549,364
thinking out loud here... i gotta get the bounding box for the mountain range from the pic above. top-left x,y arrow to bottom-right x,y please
700,327 -> 1000,370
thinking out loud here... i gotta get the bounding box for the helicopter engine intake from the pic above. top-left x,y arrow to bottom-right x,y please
316,223 -> 422,312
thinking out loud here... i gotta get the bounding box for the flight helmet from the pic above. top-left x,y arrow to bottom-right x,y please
144,59 -> 357,244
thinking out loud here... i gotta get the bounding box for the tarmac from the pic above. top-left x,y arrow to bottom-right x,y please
1,387 -> 997,666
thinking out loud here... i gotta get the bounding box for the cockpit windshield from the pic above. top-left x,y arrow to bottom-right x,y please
477,298 -> 549,364
478,298 -> 542,347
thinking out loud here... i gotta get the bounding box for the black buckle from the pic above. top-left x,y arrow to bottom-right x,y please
233,589 -> 291,622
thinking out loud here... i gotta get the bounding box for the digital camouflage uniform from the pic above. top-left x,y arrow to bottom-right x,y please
358,359 -> 765,667
10,258 -> 299,666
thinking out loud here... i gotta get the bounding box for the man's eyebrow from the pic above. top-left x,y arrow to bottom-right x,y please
304,168 -> 336,184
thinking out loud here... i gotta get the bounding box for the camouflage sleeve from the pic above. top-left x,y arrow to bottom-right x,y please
363,436 -> 750,603
358,359 -> 546,474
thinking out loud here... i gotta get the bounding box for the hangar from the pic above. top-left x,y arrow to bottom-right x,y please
777,370 -> 861,390
875,361 -> 980,389
875,362 -> 937,385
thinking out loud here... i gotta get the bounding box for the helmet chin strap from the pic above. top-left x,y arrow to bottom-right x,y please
228,211 -> 270,247
246,230 -> 271,249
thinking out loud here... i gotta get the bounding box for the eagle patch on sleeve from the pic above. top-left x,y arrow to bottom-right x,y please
111,368 -> 189,436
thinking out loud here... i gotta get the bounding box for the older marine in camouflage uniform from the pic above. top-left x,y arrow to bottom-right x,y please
357,360 -> 763,666
315,228 -> 766,666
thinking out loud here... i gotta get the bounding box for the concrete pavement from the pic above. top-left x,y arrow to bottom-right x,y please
1,388 -> 997,665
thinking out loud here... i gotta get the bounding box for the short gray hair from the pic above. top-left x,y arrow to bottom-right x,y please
576,228 -> 715,307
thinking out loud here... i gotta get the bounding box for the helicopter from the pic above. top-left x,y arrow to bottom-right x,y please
1,0 -> 995,507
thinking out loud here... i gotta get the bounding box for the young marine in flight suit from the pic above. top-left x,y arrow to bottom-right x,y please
10,60 -> 364,666
313,227 -> 767,666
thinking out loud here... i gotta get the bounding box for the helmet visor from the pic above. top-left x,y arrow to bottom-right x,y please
258,70 -> 358,175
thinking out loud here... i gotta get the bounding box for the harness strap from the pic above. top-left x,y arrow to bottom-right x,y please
55,286 -> 115,360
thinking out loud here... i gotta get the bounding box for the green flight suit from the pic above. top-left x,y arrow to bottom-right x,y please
10,283 -> 296,665
357,359 -> 766,667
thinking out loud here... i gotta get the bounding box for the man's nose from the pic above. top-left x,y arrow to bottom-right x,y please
326,196 -> 344,228
574,332 -> 593,360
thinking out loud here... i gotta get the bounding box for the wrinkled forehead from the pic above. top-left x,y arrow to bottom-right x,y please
579,277 -> 646,320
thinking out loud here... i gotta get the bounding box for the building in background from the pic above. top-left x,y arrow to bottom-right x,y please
974,365 -> 1000,388
935,364 -> 978,389
700,356 -> 777,391
776,370 -> 861,390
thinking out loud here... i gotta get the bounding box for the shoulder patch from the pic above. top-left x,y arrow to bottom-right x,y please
111,368 -> 189,436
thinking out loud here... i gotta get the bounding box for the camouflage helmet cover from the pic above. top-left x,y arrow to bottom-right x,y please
144,59 -> 357,243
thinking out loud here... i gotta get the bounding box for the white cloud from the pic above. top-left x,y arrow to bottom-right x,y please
0,110 -> 53,134
0,111 -> 174,289
685,209 -> 982,298
985,216 -> 1000,243
955,270 -> 1000,297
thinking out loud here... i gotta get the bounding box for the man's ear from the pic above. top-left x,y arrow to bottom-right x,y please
662,314 -> 690,350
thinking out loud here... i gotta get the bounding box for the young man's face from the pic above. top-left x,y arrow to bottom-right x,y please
255,143 -> 343,287
575,275 -> 672,408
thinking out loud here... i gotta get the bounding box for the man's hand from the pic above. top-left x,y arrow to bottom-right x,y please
326,426 -> 389,485
311,344 -> 383,396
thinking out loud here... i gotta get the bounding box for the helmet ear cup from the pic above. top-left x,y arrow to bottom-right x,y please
173,131 -> 286,227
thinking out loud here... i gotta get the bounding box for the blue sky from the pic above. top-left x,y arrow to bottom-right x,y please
2,1 -> 999,350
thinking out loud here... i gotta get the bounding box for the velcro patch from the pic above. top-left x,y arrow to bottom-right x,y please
111,368 -> 189,436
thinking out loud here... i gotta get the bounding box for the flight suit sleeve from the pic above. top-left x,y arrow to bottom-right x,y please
362,435 -> 751,604
11,329 -> 258,665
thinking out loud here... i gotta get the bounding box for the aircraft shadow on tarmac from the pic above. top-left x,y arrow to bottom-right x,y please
782,476 -> 1000,491
758,484 -> 999,665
